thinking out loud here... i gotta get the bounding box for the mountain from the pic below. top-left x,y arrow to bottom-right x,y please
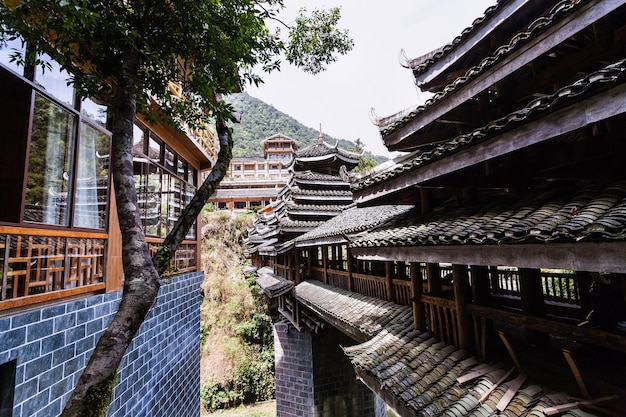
224,93 -> 387,163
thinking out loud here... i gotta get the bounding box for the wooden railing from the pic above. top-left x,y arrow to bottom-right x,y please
541,270 -> 579,305
393,279 -> 412,306
353,272 -> 388,300
0,226 -> 106,310
422,294 -> 458,347
327,269 -> 349,291
146,238 -> 197,275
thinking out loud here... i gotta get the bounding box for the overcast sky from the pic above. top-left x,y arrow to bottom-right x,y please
247,0 -> 496,158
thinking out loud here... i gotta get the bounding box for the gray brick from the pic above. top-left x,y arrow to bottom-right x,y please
14,377 -> 38,404
53,345 -> 75,367
76,307 -> 94,325
86,318 -> 103,336
66,299 -> 86,312
75,335 -> 95,355
38,364 -> 64,391
42,332 -> 65,354
63,356 -> 84,378
27,318 -> 54,343
66,324 -> 86,343
42,304 -> 66,320
54,312 -> 76,333
36,397 -> 61,417
50,376 -> 73,400
21,389 -> 50,416
24,353 -> 52,381
13,340 -> 41,362
12,310 -> 41,328
0,317 -> 9,332
0,327 -> 26,351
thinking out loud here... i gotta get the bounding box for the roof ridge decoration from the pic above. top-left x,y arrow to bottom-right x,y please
403,1 -> 505,74
355,57 -> 626,191
376,0 -> 584,135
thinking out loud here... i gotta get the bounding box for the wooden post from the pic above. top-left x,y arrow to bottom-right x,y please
294,249 -> 301,284
307,248 -> 313,282
519,268 -> 549,347
322,245 -> 328,285
420,188 -> 433,215
426,263 -> 441,296
347,248 -> 354,292
385,262 -> 396,303
471,265 -> 493,359
410,263 -> 426,331
453,264 -> 472,350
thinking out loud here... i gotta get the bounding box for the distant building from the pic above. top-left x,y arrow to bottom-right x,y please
209,133 -> 297,211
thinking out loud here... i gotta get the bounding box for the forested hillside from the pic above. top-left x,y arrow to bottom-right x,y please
225,93 -> 386,163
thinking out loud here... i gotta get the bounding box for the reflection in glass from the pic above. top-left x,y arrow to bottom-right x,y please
133,124 -> 146,155
35,53 -> 75,106
25,94 -> 76,226
148,135 -> 161,162
164,146 -> 175,174
0,34 -> 26,76
74,123 -> 109,229
80,97 -> 107,127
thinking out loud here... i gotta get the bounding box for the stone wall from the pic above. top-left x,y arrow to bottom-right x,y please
0,271 -> 203,417
274,320 -> 315,417
274,320 -> 385,417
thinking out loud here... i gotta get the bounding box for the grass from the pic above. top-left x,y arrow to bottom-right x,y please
201,400 -> 275,417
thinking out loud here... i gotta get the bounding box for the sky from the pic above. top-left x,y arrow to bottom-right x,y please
247,0 -> 496,158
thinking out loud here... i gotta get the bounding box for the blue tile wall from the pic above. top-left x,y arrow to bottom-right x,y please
0,271 -> 203,417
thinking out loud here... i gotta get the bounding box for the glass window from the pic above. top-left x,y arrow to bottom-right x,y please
164,146 -> 175,174
177,158 -> 187,179
188,166 -> 197,186
80,97 -> 107,127
74,123 -> 109,229
257,164 -> 265,170
133,124 -> 146,155
0,34 -> 26,76
233,164 -> 241,171
148,135 -> 162,162
35,53 -> 75,107
24,94 -> 76,226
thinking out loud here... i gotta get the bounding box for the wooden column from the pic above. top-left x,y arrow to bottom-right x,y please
453,264 -> 472,350
307,248 -> 313,282
420,188 -> 433,215
471,265 -> 492,359
294,249 -> 301,284
426,263 -> 442,296
410,263 -> 426,331
519,268 -> 550,347
347,248 -> 354,292
385,262 -> 396,303
322,245 -> 328,284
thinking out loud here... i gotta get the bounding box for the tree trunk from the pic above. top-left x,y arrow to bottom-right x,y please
61,54 -> 233,416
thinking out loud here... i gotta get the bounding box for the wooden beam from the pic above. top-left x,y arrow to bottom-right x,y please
356,82 -> 626,204
467,304 -> 626,353
351,241 -> 626,274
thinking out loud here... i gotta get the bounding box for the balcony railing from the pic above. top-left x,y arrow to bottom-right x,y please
0,226 -> 106,311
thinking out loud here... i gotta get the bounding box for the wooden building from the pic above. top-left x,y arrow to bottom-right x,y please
0,30 -> 216,417
209,133 -> 297,211
252,1 -> 626,416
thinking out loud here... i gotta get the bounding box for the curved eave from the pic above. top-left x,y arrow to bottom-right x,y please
383,0 -> 614,152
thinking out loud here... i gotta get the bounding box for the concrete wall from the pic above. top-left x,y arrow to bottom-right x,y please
274,320 -> 386,417
0,271 -> 203,417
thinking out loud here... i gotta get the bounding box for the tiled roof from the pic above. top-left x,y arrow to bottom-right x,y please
294,280 -> 414,340
356,58 -> 626,191
278,218 -> 324,230
351,181 -> 626,249
295,141 -> 361,161
406,1 -> 503,76
294,170 -> 351,184
255,267 -> 295,298
379,0 -> 584,136
296,280 -> 602,416
286,202 -> 351,215
289,186 -> 353,198
344,325 -> 601,417
295,205 -> 416,245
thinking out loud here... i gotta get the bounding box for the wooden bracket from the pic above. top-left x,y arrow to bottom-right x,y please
561,348 -> 592,400
498,331 -> 523,372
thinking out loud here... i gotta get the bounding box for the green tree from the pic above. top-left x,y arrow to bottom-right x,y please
0,1 -> 353,416
350,138 -> 378,173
